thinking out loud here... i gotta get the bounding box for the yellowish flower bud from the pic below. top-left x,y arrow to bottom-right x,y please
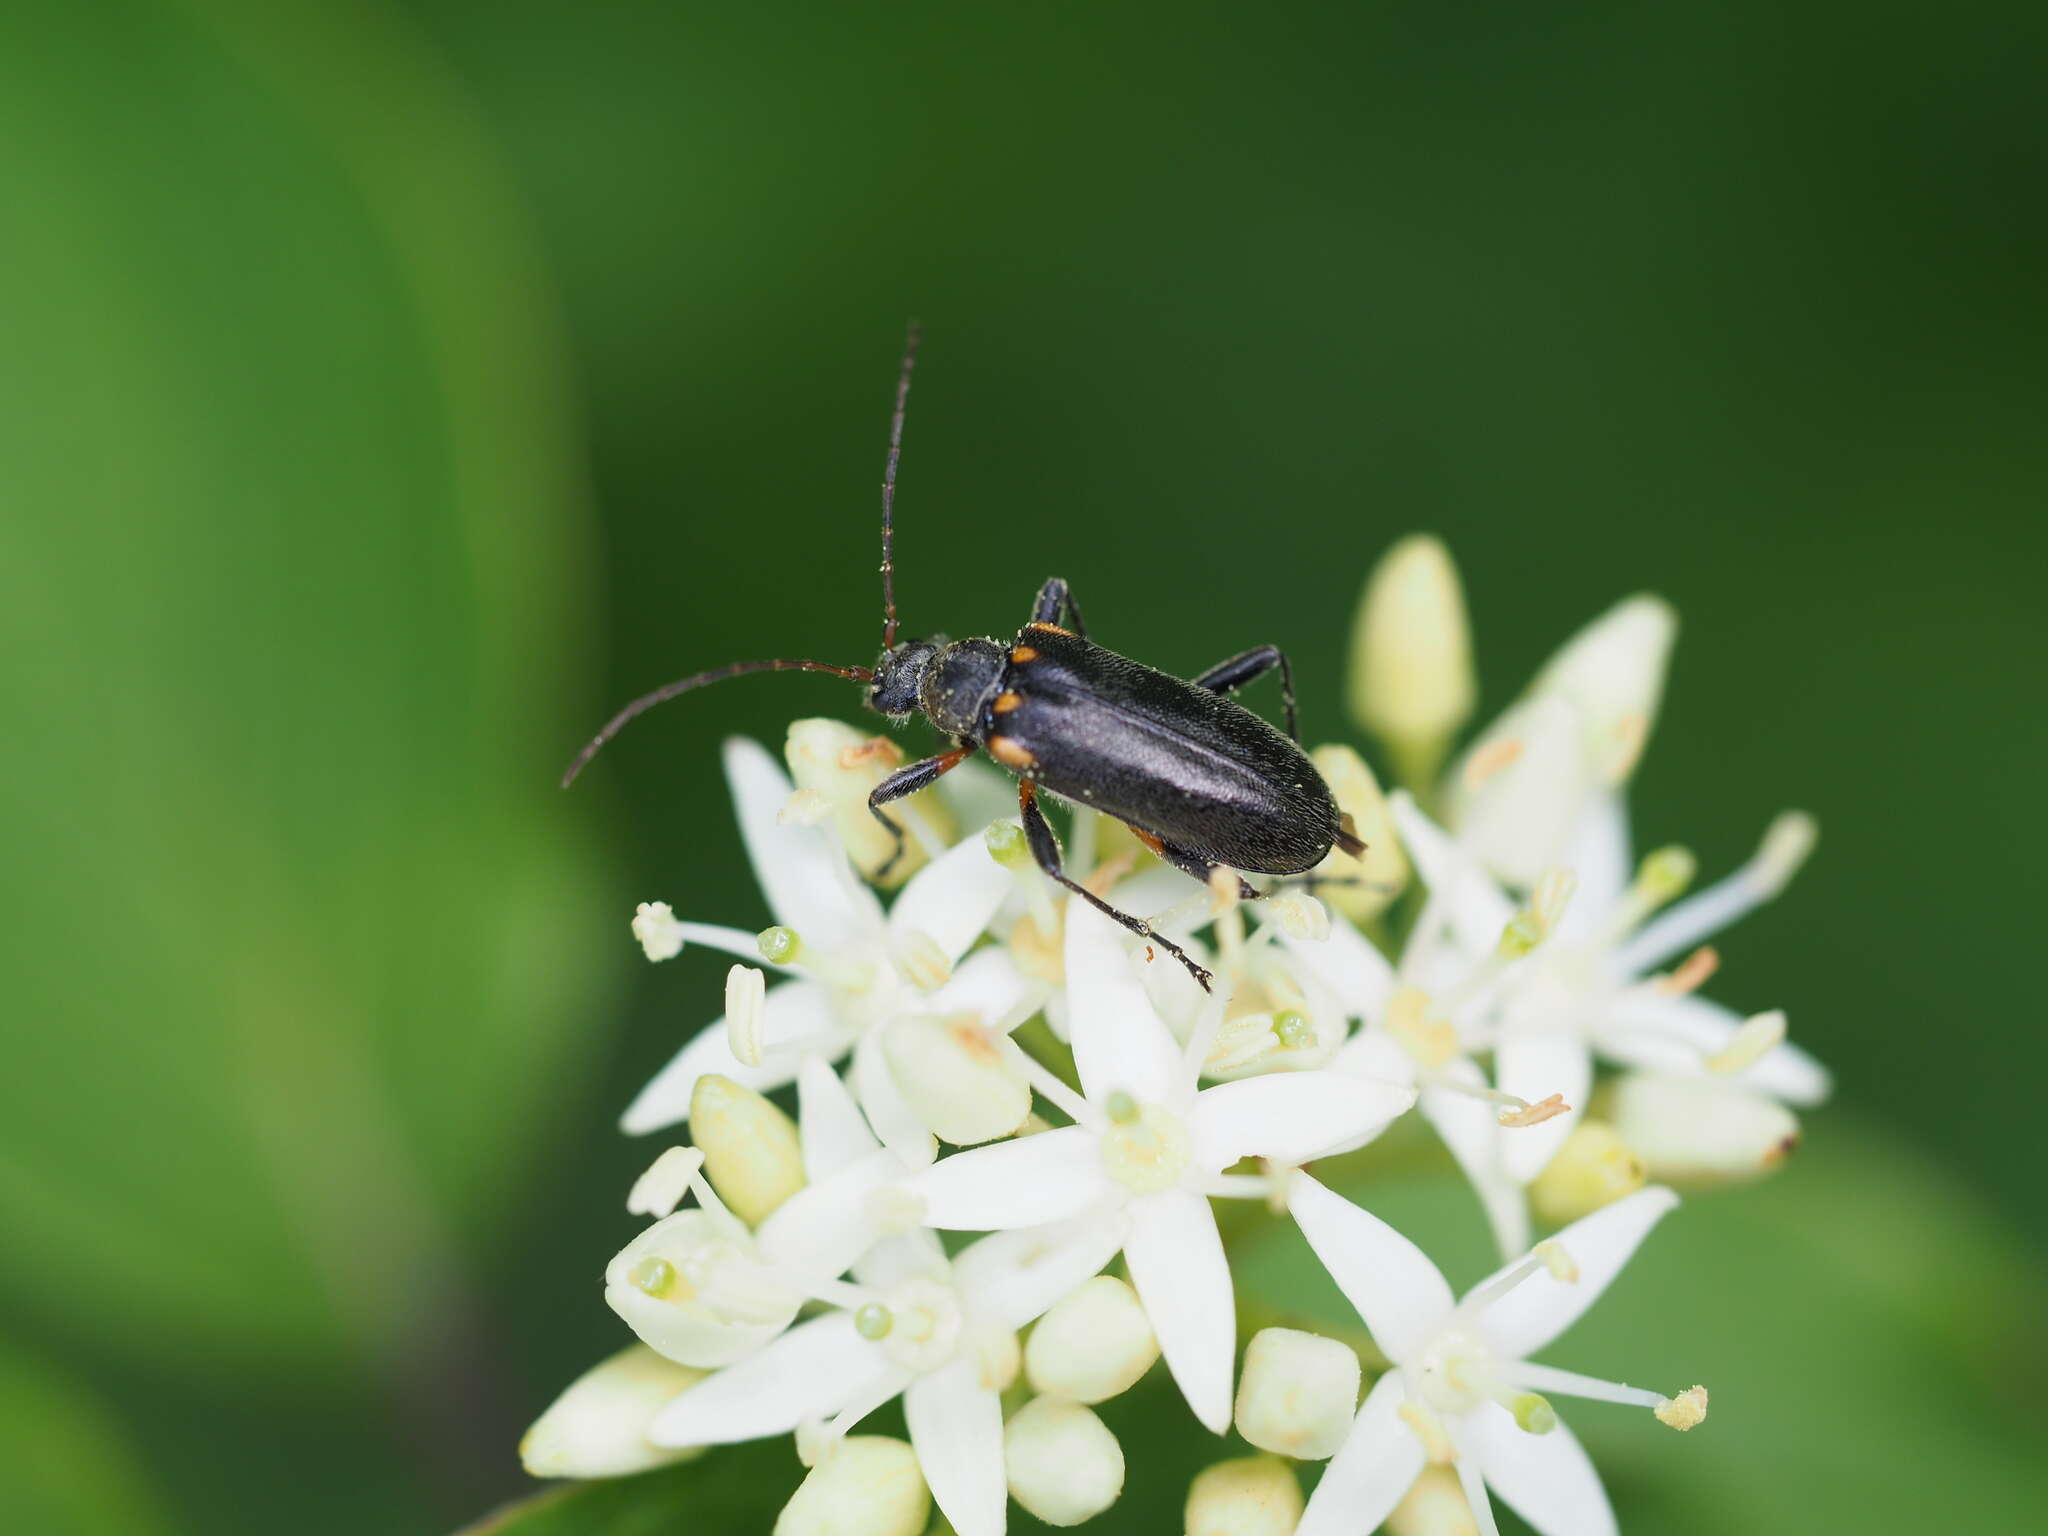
883,1013 -> 1031,1146
1004,1397 -> 1124,1527
785,718 -> 956,887
1348,535 -> 1476,787
1185,1455 -> 1304,1536
1388,1466 -> 1479,1536
1232,1327 -> 1360,1460
1024,1275 -> 1159,1404
1307,744 -> 1410,922
774,1435 -> 930,1536
1529,1119 -> 1646,1226
690,1074 -> 804,1225
1450,696 -> 1594,888
1610,1072 -> 1799,1185
519,1344 -> 705,1478
1527,593 -> 1678,786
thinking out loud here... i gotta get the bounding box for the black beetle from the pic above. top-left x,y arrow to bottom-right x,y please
563,325 -> 1362,990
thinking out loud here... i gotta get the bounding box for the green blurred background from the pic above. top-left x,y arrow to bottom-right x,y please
2,1 -> 2043,1531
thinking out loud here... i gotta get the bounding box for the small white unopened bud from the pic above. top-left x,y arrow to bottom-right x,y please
627,1146 -> 705,1219
1348,535 -> 1476,780
1451,696 -> 1596,888
632,901 -> 686,962
1751,811 -> 1818,899
786,718 -> 956,888
1388,1465 -> 1480,1536
1185,1455 -> 1304,1536
883,1013 -> 1031,1146
1267,889 -> 1330,943
520,1344 -> 706,1478
1004,1397 -> 1124,1527
690,1074 -> 804,1226
1024,1276 -> 1159,1404
1307,744 -> 1410,922
1527,593 -> 1678,786
1233,1327 -> 1360,1460
1529,1120 -> 1646,1226
774,1434 -> 930,1536
724,965 -> 767,1067
1611,1072 -> 1799,1185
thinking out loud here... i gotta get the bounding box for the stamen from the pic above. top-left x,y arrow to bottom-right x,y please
1463,734 -> 1524,791
724,964 -> 767,1067
1274,1010 -> 1317,1051
1268,890 -> 1330,943
1510,1361 -> 1666,1411
632,901 -> 687,963
1615,812 -> 1818,975
1707,1009 -> 1787,1075
1534,1239 -> 1578,1282
757,925 -> 805,966
1205,1012 -> 1279,1074
1753,812 -> 1818,898
894,928 -> 952,991
1387,987 -> 1459,1071
1460,1245 -> 1572,1316
1652,944 -> 1721,995
1504,1391 -> 1557,1434
1498,1093 -> 1570,1128
854,1302 -> 894,1340
627,1146 -> 705,1218
627,1255 -> 676,1298
1398,1401 -> 1459,1464
1655,1385 -> 1710,1430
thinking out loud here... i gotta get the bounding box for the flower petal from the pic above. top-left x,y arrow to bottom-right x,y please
724,735 -> 882,949
1466,1400 -> 1617,1536
907,1126 -> 1114,1231
1123,1188 -> 1235,1433
1280,912 -> 1398,1019
1190,1071 -> 1414,1170
648,1312 -> 895,1446
1495,1032 -> 1592,1185
1295,1370 -> 1426,1536
1552,792 -> 1631,946
1289,1173 -> 1453,1364
854,1028 -> 938,1168
1389,792 -> 1516,954
1065,896 -> 1185,1105
923,946 -> 1046,1036
754,1149 -> 897,1292
798,1054 -> 879,1181
904,1356 -> 1007,1536
619,979 -> 843,1135
886,829 -> 1014,964
1470,1186 -> 1679,1359
951,1214 -> 1129,1332
1599,992 -> 1832,1105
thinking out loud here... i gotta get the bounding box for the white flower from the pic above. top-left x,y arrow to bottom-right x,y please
622,738 -> 1041,1164
1394,792 -> 1829,1193
1290,1177 -> 1703,1536
520,1343 -> 706,1478
906,895 -> 1415,1433
649,1220 -> 1123,1536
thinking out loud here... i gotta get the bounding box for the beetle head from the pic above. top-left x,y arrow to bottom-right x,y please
867,637 -> 943,718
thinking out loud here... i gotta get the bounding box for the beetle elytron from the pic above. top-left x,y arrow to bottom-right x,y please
563,325 -> 1362,990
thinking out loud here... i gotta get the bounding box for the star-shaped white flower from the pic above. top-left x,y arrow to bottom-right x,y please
649,1218 -> 1121,1536
622,737 -> 1040,1163
906,892 -> 1416,1433
1291,1176 -> 1704,1536
1394,790 -> 1830,1190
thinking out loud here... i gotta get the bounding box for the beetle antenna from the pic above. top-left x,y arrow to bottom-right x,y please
879,320 -> 921,652
562,658 -> 874,788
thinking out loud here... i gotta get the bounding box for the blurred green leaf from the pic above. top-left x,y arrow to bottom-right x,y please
0,0 -> 608,1368
1234,1119 -> 2048,1532
458,1442 -> 794,1536
0,1336 -> 178,1535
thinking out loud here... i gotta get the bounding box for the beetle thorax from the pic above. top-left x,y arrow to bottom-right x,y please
920,637 -> 1006,738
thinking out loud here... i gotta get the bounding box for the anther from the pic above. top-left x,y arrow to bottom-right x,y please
1398,1402 -> 1458,1464
1706,1009 -> 1787,1075
725,964 -> 766,1067
1274,1010 -> 1317,1050
1638,845 -> 1697,905
1268,890 -> 1330,943
1506,1391 -> 1557,1435
627,1146 -> 705,1218
1654,1385 -> 1710,1430
632,901 -> 686,962
628,1256 -> 676,1298
1463,734 -> 1524,791
854,1302 -> 894,1341
776,787 -> 833,827
1752,812 -> 1817,898
1653,944 -> 1721,995
984,819 -> 1032,870
893,928 -> 952,991
1533,1239 -> 1579,1283
757,925 -> 804,966
1499,1092 -> 1570,1128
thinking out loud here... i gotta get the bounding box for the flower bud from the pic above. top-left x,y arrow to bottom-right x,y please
1308,744 -> 1410,921
1527,593 -> 1677,785
1528,1119 -> 1646,1226
632,901 -> 686,962
604,1210 -> 798,1366
1232,1327 -> 1360,1460
1610,1072 -> 1799,1185
883,1012 -> 1031,1146
1185,1455 -> 1303,1536
1024,1275 -> 1159,1404
1004,1397 -> 1124,1527
520,1343 -> 705,1478
1450,695 -> 1594,888
1388,1466 -> 1480,1536
786,718 -> 955,887
690,1074 -> 804,1225
1348,535 -> 1476,786
774,1435 -> 930,1536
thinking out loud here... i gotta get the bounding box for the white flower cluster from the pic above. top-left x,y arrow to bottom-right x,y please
524,537 -> 1827,1536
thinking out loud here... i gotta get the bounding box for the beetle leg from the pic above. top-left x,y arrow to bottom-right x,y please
1018,783 -> 1215,992
867,744 -> 971,881
1125,824 -> 1260,901
1028,576 -> 1088,638
1192,645 -> 1300,742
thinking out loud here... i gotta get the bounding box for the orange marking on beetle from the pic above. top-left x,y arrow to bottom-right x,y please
989,736 -> 1037,770
1129,826 -> 1165,857
1010,644 -> 1039,664
1026,622 -> 1075,637
993,691 -> 1024,713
